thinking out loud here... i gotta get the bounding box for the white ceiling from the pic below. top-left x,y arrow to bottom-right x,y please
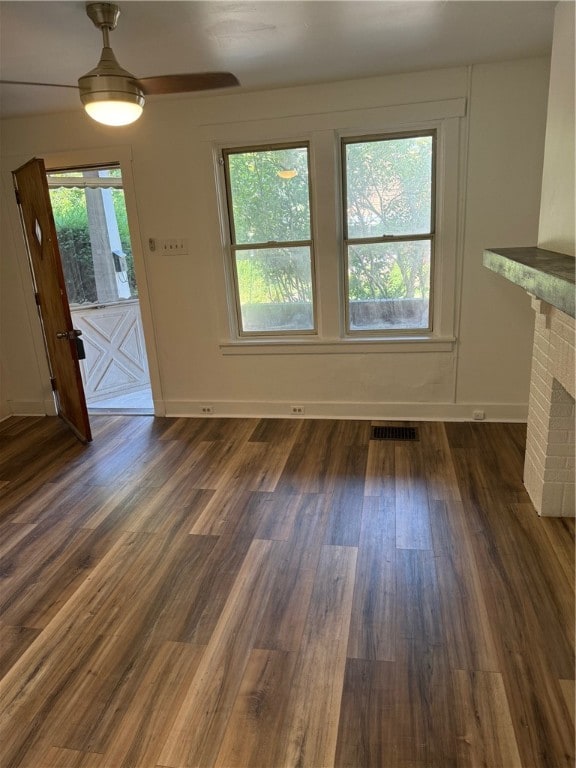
0,0 -> 556,120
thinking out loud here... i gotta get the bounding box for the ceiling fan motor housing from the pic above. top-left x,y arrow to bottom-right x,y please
78,46 -> 144,109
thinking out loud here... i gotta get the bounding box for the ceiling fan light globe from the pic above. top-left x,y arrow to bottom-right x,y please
84,99 -> 143,126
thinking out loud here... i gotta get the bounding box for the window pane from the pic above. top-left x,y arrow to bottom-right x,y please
228,146 -> 311,244
345,135 -> 433,238
347,240 -> 431,331
235,246 -> 314,332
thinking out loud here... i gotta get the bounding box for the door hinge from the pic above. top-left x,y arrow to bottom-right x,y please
14,187 -> 21,205
50,377 -> 57,392
34,292 -> 41,306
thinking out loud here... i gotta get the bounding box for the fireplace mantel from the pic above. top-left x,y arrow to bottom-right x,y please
483,246 -> 575,318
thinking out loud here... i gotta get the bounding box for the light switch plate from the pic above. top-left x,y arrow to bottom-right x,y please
150,237 -> 188,255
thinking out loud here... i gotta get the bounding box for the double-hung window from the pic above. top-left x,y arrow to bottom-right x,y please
217,118 -> 457,349
223,143 -> 315,336
342,131 -> 435,333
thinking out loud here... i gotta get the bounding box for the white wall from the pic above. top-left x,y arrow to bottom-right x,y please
0,59 -> 549,421
538,0 -> 575,256
456,58 -> 549,407
0,181 -> 54,419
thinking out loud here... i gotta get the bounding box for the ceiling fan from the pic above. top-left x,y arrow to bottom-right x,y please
0,2 -> 240,126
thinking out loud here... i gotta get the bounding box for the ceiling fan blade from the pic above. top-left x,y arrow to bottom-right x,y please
0,80 -> 78,89
137,72 -> 240,96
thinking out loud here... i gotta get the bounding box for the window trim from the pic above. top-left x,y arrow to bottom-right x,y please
207,98 -> 465,352
341,129 -> 437,336
221,141 -> 318,337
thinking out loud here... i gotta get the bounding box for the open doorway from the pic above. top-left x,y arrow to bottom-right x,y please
47,165 -> 153,415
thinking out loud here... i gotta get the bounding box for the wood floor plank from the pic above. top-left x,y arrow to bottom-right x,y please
418,422 -> 463,502
270,544 -> 357,768
334,657 -> 396,768
157,538 -> 278,768
254,493 -> 328,652
0,522 -> 37,559
347,497 -> 396,661
275,422 -> 358,494
392,640 -> 458,767
248,416 -> 304,444
159,416 -> 259,444
452,669 -> 522,768
272,439 -> 326,494
0,624 -> 42,678
322,444 -> 367,547
559,679 -> 575,728
429,500 -> 499,671
395,548 -> 443,645
364,438 -> 395,497
395,442 -> 432,550
338,641 -> 458,768
214,649 -> 298,768
542,517 -> 576,586
296,418 -> 371,448
30,747 -> 103,768
252,491 -> 305,541
497,649 -> 574,768
99,641 -> 205,768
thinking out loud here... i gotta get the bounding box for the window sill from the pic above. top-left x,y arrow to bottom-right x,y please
220,336 -> 456,355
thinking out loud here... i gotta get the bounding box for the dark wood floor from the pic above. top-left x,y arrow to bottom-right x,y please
0,414 -> 573,768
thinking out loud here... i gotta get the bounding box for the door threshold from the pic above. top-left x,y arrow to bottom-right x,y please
88,407 -> 154,416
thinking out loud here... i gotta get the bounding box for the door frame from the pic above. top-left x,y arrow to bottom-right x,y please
5,145 -> 164,418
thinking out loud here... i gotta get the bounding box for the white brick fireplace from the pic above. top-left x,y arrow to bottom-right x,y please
523,299 -> 575,515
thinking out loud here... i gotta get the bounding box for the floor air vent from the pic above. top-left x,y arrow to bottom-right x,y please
371,425 -> 419,441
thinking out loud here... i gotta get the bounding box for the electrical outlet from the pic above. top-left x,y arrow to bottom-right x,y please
201,405 -> 214,414
290,405 -> 305,415
473,410 -> 485,421
157,238 -> 188,255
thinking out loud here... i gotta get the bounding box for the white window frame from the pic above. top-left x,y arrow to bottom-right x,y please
341,129 -> 437,336
205,98 -> 465,355
221,141 -> 318,337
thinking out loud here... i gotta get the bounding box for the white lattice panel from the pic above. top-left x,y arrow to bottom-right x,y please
71,300 -> 150,403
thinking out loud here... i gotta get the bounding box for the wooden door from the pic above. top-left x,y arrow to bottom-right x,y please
13,158 -> 92,443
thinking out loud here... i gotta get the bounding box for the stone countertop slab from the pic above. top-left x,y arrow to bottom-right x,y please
483,246 -> 575,318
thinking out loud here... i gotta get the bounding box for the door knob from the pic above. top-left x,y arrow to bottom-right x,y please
56,329 -> 83,340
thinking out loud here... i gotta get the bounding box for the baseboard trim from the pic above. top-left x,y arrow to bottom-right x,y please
163,400 -> 528,422
7,399 -> 55,416
5,398 -> 528,423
